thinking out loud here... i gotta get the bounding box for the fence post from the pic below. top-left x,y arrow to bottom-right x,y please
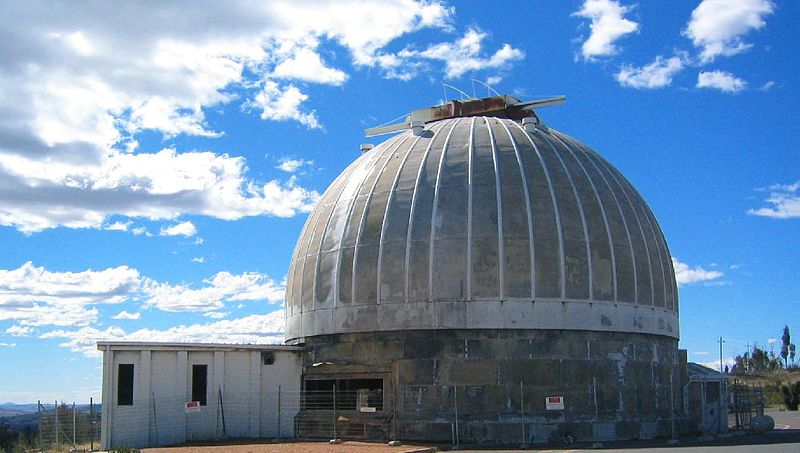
520,380 -> 525,445
54,400 -> 58,446
332,383 -> 337,441
670,368 -> 676,441
72,402 -> 76,448
90,397 -> 94,451
218,386 -> 227,438
277,385 -> 282,438
393,382 -> 398,441
453,385 -> 459,446
37,401 -> 43,448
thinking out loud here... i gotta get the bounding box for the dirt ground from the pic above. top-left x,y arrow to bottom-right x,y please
141,440 -> 435,453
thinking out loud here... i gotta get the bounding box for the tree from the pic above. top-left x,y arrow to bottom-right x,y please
732,346 -> 783,374
782,325 -> 791,368
791,343 -> 797,368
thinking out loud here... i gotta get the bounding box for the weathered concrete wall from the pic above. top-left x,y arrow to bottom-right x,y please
303,329 -> 684,444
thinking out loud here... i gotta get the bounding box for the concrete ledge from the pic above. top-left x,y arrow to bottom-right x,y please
286,299 -> 679,341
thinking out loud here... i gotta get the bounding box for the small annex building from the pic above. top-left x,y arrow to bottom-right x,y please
97,342 -> 302,449
686,362 -> 728,436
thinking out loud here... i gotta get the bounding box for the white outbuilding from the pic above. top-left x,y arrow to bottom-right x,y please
97,342 -> 302,450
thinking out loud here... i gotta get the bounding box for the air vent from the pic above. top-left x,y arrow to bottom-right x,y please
262,351 -> 275,365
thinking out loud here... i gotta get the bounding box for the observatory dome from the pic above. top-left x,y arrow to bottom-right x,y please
285,111 -> 677,341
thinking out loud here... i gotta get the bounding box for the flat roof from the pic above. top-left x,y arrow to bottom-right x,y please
96,341 -> 304,352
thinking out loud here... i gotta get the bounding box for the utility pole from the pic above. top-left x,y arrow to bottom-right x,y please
718,337 -> 725,373
745,342 -> 752,373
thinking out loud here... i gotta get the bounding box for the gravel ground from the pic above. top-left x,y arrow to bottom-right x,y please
141,440 -> 434,453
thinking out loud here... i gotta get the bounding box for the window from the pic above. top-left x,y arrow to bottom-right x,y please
192,364 -> 208,406
117,364 -> 134,406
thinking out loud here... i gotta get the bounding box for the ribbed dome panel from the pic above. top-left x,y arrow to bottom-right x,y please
285,117 -> 678,340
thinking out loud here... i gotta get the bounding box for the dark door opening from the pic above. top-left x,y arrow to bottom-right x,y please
192,364 -> 208,406
304,378 -> 384,411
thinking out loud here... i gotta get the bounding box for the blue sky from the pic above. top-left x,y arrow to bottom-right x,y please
0,0 -> 797,403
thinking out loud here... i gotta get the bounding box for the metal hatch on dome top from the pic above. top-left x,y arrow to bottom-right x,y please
364,94 -> 566,137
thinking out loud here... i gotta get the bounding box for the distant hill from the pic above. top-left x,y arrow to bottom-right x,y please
0,403 -> 45,418
0,403 -> 101,430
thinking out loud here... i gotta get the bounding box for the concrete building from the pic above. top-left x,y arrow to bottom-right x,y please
97,342 -> 302,449
286,95 -> 684,444
99,95 -> 690,448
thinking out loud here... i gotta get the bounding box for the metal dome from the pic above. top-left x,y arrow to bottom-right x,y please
285,113 -> 677,341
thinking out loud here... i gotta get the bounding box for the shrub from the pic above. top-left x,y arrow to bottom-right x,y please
780,381 -> 800,410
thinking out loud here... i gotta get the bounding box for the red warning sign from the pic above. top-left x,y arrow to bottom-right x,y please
545,396 -> 564,410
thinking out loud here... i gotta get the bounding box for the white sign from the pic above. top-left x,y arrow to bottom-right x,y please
359,406 -> 376,413
545,396 -> 564,410
185,401 -> 201,413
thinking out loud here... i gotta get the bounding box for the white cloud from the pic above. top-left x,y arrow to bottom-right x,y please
0,1 -> 471,234
696,70 -> 747,93
5,325 -> 34,337
759,80 -> 775,91
272,47 -> 347,85
672,257 -> 724,286
143,270 -> 284,313
572,0 -> 639,61
42,310 -> 286,357
277,158 -> 313,173
684,0 -> 775,63
0,342 -> 17,347
399,28 -> 524,79
251,81 -> 320,129
104,221 -> 130,232
616,54 -> 686,89
132,227 -> 149,236
748,181 -> 800,219
203,311 -> 229,319
767,338 -> 777,345
0,262 -> 285,326
112,311 -> 141,320
0,262 -> 140,327
485,76 -> 503,86
160,220 -> 197,237
0,147 -> 320,233
191,257 -> 206,263
699,357 -> 735,372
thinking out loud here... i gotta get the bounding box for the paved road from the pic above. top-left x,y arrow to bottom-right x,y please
771,409 -> 800,431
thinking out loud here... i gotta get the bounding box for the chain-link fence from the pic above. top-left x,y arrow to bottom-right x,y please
36,400 -> 100,452
102,380 -> 683,448
288,388 -> 393,441
285,381 -> 681,446
106,386 -> 392,448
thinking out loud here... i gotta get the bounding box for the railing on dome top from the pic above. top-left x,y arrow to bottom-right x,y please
364,93 -> 566,137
